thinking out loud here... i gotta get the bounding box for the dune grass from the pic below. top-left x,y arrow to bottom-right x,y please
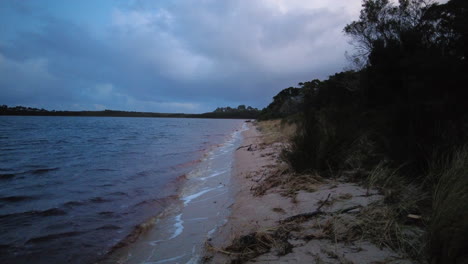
429,148 -> 468,264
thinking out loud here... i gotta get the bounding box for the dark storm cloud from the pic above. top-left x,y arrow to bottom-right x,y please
0,0 -> 361,112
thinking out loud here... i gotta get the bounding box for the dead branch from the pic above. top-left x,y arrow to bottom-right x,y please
316,193 -> 331,211
236,144 -> 252,151
280,193 -> 330,223
279,195 -> 364,224
333,205 -> 362,214
254,169 -> 267,183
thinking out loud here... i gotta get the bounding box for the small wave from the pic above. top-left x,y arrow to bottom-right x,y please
98,211 -> 117,217
26,139 -> 49,145
0,208 -> 66,220
22,167 -> 59,175
63,201 -> 85,207
186,217 -> 208,222
26,231 -> 83,244
198,169 -> 229,181
40,208 -> 67,216
0,173 -> 15,180
0,148 -> 16,151
89,197 -> 111,203
108,191 -> 128,197
0,195 -> 35,203
172,159 -> 202,169
181,186 -> 222,206
96,224 -> 121,231
145,254 -> 186,264
90,168 -> 117,172
168,214 -> 184,240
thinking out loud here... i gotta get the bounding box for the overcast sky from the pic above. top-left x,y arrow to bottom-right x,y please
1,0 -> 364,113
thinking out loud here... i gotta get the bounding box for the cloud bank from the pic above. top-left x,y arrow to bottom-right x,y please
0,0 -> 362,112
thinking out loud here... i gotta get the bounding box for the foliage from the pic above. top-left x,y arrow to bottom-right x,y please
0,104 -> 260,119
272,0 -> 468,262
258,87 -> 303,120
281,0 -> 468,175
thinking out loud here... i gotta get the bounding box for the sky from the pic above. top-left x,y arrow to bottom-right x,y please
0,0 -> 364,113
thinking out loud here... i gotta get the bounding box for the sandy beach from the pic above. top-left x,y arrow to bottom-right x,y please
204,121 -> 415,264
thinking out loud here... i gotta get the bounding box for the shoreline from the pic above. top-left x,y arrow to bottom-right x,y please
98,121 -> 247,263
204,121 -> 416,263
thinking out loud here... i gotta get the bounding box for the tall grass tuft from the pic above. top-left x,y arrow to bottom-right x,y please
429,148 -> 468,264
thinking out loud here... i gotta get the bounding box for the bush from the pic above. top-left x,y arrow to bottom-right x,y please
284,107 -> 365,173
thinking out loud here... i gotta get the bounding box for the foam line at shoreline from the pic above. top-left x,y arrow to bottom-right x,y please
144,254 -> 186,264
168,214 -> 184,240
181,185 -> 223,206
198,169 -> 229,180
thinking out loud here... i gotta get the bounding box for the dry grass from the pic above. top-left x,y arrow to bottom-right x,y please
248,119 -> 323,197
256,119 -> 297,145
319,200 -> 426,260
211,224 -> 297,264
251,168 -> 323,197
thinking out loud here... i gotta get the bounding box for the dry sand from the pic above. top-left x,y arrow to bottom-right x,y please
204,122 -> 414,264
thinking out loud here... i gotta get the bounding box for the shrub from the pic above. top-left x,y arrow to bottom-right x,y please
284,107 -> 364,174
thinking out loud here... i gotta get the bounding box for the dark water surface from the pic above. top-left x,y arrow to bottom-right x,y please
0,116 -> 244,264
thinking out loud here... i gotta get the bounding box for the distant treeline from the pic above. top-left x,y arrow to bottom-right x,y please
0,104 -> 260,119
261,1 -> 467,263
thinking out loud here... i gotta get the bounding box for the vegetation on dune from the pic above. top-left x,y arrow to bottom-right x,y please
260,0 -> 467,262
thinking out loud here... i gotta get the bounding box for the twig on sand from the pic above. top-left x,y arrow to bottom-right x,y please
254,169 -> 268,183
279,194 -> 363,224
280,193 -> 331,223
236,144 -> 252,151
236,144 -> 257,151
316,193 -> 332,211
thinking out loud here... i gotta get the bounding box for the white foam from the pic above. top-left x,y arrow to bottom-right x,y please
168,214 -> 184,240
185,245 -> 200,264
207,227 -> 217,237
186,255 -> 200,264
149,239 -> 165,246
144,254 -> 185,264
198,169 -> 229,180
191,190 -> 227,204
181,186 -> 221,206
186,217 -> 209,222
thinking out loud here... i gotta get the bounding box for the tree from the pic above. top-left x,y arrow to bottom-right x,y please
344,0 -> 436,65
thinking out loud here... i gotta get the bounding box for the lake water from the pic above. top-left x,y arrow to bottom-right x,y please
0,116 -> 245,264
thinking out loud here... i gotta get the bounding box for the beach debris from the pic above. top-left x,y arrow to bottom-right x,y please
250,168 -> 322,197
236,144 -> 256,151
280,193 -> 330,224
218,227 -> 294,263
272,207 -> 286,214
407,214 -> 421,220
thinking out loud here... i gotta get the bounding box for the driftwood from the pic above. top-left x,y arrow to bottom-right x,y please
280,193 -> 330,223
236,144 -> 252,151
254,169 -> 268,183
279,194 -> 363,224
236,144 -> 253,151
